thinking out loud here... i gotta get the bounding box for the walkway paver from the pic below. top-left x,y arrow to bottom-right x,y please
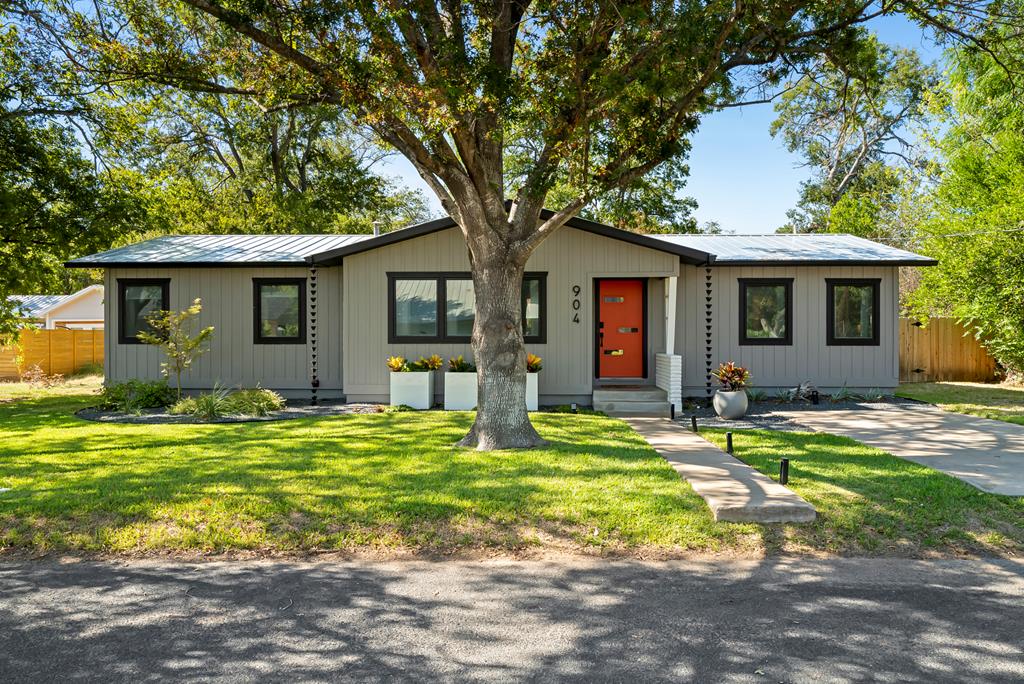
626,418 -> 816,523
779,405 -> 1024,496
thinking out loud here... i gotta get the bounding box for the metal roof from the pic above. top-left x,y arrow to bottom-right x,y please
8,294 -> 69,318
65,226 -> 936,268
7,285 -> 104,318
650,233 -> 936,265
65,234 -> 372,267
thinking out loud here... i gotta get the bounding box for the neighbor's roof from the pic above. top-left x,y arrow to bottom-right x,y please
65,234 -> 371,268
8,294 -> 68,318
651,233 -> 936,266
66,221 -> 936,268
7,285 -> 104,318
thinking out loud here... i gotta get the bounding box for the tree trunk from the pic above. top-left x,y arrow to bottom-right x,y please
457,257 -> 546,450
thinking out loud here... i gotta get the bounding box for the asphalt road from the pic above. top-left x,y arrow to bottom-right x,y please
1,558 -> 1022,682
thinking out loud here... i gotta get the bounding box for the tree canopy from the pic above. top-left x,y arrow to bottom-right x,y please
908,18 -> 1024,377
6,0 -> 1022,446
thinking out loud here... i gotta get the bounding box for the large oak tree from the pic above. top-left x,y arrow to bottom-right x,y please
15,0 -> 1018,448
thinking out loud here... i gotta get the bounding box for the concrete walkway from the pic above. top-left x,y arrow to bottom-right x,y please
780,405 -> 1024,496
626,418 -> 816,523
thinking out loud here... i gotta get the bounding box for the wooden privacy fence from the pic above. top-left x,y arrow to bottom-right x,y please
900,318 -> 998,383
0,329 -> 104,380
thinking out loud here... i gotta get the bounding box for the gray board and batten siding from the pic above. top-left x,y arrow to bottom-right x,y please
69,218 -> 935,401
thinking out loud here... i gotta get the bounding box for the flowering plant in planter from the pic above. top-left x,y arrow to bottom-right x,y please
387,354 -> 440,409
448,355 -> 476,372
444,355 -> 477,410
711,361 -> 750,390
711,362 -> 751,420
524,353 -> 542,411
410,354 -> 443,371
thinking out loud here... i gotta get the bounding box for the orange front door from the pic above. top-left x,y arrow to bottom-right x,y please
597,279 -> 645,377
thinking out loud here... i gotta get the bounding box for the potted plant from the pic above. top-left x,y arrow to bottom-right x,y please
387,354 -> 441,409
444,355 -> 477,410
526,353 -> 542,411
711,361 -> 751,420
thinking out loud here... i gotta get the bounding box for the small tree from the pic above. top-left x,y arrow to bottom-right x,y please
137,298 -> 215,399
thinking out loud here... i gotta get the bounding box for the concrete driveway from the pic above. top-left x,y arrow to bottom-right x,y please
780,405 -> 1024,496
1,558 -> 1023,682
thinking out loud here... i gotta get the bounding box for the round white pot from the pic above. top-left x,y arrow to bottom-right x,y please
713,389 -> 749,420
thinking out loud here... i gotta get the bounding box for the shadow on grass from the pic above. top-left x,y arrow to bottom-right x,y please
1,395 -> 753,555
703,428 -> 1024,557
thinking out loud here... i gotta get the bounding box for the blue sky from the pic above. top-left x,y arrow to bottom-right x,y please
383,15 -> 944,234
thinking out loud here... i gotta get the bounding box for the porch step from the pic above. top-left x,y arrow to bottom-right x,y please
593,387 -> 671,417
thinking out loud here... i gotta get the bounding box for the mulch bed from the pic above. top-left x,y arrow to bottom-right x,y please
75,400 -> 384,424
678,396 -> 920,431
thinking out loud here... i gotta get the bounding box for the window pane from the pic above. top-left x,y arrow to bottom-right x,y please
259,283 -> 301,338
395,279 -> 438,337
123,284 -> 164,338
744,285 -> 787,339
833,285 -> 874,339
446,279 -> 475,338
523,278 -> 542,338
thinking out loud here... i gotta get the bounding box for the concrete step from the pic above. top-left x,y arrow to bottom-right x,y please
593,387 -> 667,403
595,400 -> 672,417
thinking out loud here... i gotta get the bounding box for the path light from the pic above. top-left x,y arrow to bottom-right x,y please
810,390 -> 820,405
670,404 -> 675,420
780,458 -> 790,485
570,402 -> 578,414
726,432 -> 733,454
690,416 -> 698,433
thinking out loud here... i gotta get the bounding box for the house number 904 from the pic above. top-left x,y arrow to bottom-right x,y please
571,285 -> 581,323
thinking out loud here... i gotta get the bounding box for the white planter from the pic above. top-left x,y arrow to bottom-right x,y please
526,372 -> 539,411
444,372 -> 477,410
713,389 -> 749,420
389,372 -> 434,410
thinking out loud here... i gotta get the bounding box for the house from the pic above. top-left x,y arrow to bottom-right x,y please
8,285 -> 105,330
65,213 -> 935,412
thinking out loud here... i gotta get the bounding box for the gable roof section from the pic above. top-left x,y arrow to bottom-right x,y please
8,285 -> 104,318
66,234 -> 371,268
305,211 -> 715,266
64,218 -> 936,269
651,233 -> 936,266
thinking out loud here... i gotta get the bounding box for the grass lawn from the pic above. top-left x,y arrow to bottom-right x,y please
2,378 -> 1021,558
0,379 -> 759,557
702,429 -> 1024,557
896,382 -> 1024,426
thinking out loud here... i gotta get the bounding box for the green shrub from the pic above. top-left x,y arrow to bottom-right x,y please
171,384 -> 233,420
170,386 -> 286,420
227,388 -> 286,416
100,379 -> 176,413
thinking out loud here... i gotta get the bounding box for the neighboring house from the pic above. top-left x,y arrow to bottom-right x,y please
66,213 -> 935,410
8,285 -> 105,330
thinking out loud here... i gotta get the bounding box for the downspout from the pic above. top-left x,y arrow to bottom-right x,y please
704,255 -> 715,403
308,262 -> 319,406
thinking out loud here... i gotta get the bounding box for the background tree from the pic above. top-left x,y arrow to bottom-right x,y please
908,16 -> 1024,377
0,25 -> 145,343
12,0 -> 1020,448
98,91 -> 432,235
771,36 -> 937,236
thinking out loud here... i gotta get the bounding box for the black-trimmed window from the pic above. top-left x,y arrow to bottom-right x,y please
117,278 -> 169,344
388,272 -> 547,343
739,278 -> 793,346
826,278 -> 880,346
253,278 -> 306,344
